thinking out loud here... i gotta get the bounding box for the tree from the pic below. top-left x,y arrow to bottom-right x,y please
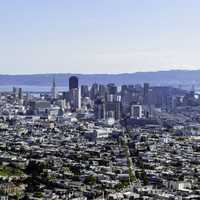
34,192 -> 43,198
84,175 -> 97,185
141,169 -> 148,185
25,161 -> 45,177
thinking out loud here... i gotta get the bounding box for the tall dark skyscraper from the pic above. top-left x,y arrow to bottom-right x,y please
69,76 -> 78,90
68,76 -> 80,111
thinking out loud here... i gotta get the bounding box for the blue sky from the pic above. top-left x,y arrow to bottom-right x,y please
0,0 -> 200,74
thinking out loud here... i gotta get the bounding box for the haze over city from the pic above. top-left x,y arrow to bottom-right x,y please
2,1 -> 200,200
1,0 -> 200,74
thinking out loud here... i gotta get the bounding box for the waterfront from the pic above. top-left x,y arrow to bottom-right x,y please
0,85 -> 68,92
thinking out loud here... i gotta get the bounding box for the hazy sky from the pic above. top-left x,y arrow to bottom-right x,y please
1,0 -> 200,74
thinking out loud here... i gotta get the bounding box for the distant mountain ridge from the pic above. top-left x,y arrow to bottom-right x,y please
0,70 -> 199,87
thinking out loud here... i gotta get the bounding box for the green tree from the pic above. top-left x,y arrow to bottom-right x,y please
84,175 -> 97,185
141,169 -> 148,185
34,192 -> 43,198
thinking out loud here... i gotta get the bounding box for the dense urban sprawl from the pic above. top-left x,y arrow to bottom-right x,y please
0,77 -> 200,199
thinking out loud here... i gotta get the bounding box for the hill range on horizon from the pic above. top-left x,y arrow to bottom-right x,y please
0,69 -> 199,88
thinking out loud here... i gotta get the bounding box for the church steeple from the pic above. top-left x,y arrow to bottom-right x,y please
51,75 -> 57,99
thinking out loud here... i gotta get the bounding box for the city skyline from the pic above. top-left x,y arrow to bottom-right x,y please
1,0 -> 200,74
0,1 -> 200,199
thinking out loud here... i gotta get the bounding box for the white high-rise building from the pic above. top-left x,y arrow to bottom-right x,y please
131,105 -> 143,119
